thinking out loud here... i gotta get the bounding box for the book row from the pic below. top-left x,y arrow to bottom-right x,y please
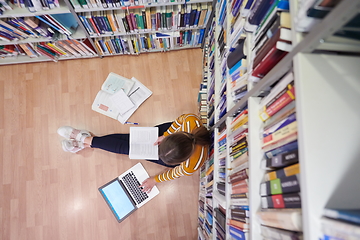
0,14 -> 79,42
78,3 -> 212,36
256,69 -> 302,238
0,38 -> 96,59
93,29 -> 204,54
0,0 -> 60,14
206,19 -> 215,127
198,54 -> 208,126
70,0 -> 184,9
241,0 -> 292,82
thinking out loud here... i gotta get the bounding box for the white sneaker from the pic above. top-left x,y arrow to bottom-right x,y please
61,139 -> 84,153
57,126 -> 91,142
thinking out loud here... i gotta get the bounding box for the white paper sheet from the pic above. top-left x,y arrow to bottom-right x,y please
129,127 -> 159,160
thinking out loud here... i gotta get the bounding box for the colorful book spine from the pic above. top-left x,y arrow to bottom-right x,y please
261,192 -> 302,208
260,82 -> 295,122
260,174 -> 300,196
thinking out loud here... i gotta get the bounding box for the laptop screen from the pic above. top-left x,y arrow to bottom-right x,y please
99,178 -> 137,222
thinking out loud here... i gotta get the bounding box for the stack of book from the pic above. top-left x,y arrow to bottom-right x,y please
70,0 -> 185,9
214,205 -> 226,240
228,0 -> 250,47
198,130 -> 214,239
198,49 -> 208,125
198,178 -> 206,236
227,106 -> 249,240
295,0 -> 343,32
205,133 -> 214,238
227,38 -> 247,103
256,70 -> 302,239
207,19 -> 215,127
216,121 -> 226,197
216,0 -> 227,121
0,0 -> 61,14
0,14 -> 79,42
77,3 -> 212,36
245,0 -> 292,82
206,133 -> 214,198
217,61 -> 226,119
92,29 -> 204,54
204,197 -> 213,238
198,195 -> 205,227
0,39 -> 96,60
227,0 -> 249,104
0,44 -> 19,57
321,208 -> 360,239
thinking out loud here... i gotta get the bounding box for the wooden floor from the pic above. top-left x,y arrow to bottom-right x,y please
0,49 -> 204,240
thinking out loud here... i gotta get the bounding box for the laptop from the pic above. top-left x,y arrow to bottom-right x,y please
98,162 -> 160,223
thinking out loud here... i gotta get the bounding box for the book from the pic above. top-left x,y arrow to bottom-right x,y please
253,33 -> 292,68
129,127 -> 158,160
257,208 -> 302,231
260,174 -> 300,196
230,152 -> 248,169
254,12 -> 292,51
227,38 -> 246,69
245,0 -> 275,32
231,197 -> 249,207
321,216 -> 360,239
262,132 -> 297,153
49,13 -> 79,35
264,141 -> 298,161
214,207 -> 226,230
262,121 -> 297,147
232,179 -> 248,189
259,81 -> 295,122
261,192 -> 302,209
231,158 -> 249,176
260,225 -> 303,240
231,206 -> 249,218
254,0 -> 290,41
229,225 -> 249,240
229,168 -> 249,183
232,186 -> 248,194
228,219 -> 249,230
263,101 -> 296,133
263,111 -> 296,138
264,163 -> 300,181
249,43 -> 289,81
323,208 -> 360,225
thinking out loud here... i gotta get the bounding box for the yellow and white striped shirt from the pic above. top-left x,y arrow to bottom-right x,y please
155,114 -> 209,183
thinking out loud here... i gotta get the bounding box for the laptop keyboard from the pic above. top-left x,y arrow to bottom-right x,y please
122,171 -> 149,204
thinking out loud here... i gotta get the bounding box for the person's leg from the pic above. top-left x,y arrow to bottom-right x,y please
87,134 -> 130,155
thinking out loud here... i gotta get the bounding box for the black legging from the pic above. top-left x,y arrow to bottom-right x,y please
91,122 -> 176,168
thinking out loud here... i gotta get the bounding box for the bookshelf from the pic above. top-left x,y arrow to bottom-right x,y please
0,0 -> 213,64
198,0 -> 360,239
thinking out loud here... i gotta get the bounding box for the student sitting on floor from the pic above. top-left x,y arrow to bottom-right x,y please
57,113 -> 211,192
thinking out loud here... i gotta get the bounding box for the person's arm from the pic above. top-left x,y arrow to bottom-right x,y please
162,113 -> 202,136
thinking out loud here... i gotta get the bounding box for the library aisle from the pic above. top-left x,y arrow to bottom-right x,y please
0,49 -> 204,240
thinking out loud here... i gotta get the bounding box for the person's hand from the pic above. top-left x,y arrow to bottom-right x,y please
140,177 -> 157,193
154,136 -> 165,145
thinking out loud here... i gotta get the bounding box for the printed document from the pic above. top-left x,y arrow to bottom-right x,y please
129,127 -> 159,160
